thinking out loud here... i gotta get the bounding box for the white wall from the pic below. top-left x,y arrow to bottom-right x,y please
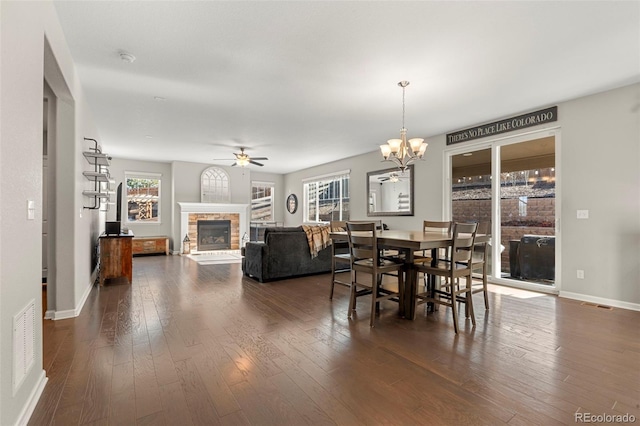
0,1 -> 101,424
284,84 -> 640,309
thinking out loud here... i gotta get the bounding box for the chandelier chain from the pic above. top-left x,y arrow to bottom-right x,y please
402,84 -> 406,129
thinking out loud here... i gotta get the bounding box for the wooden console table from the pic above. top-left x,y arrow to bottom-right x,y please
132,236 -> 169,256
99,230 -> 134,286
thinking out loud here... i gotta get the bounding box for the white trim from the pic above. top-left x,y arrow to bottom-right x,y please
49,277 -> 93,320
251,180 -> 275,186
560,291 -> 640,312
15,370 -> 47,426
177,202 -> 249,254
492,277 -> 558,295
302,169 -> 350,183
125,173 -> 162,224
124,171 -> 162,177
443,126 -> 561,292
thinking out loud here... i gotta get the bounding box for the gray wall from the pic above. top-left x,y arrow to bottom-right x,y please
1,1 -> 102,424
559,84 -> 639,306
106,159 -> 286,253
285,83 -> 640,309
0,3 -> 637,424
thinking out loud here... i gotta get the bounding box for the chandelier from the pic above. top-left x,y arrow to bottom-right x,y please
380,81 -> 428,171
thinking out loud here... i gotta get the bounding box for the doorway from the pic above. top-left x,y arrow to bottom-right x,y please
447,130 -> 559,292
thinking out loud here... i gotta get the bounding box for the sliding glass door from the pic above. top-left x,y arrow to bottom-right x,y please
448,131 -> 558,291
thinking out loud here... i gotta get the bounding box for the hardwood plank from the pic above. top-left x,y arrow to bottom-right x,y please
109,387 -> 136,426
192,351 -> 242,417
175,358 -> 221,425
79,345 -> 114,424
31,257 -> 640,426
158,380 -> 195,426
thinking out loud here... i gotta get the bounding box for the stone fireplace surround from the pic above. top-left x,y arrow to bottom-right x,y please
178,202 -> 249,254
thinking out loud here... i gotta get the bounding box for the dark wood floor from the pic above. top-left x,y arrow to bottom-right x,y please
30,255 -> 640,425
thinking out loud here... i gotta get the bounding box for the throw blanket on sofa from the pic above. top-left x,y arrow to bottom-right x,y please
301,225 -> 332,258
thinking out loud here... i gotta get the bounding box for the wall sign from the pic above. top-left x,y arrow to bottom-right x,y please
446,106 -> 558,145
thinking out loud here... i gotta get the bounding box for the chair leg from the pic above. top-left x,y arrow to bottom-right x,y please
370,274 -> 379,327
413,271 -> 420,321
450,287 -> 459,334
348,270 -> 357,318
467,277 -> 476,327
482,262 -> 489,310
399,268 -> 405,318
329,259 -> 336,300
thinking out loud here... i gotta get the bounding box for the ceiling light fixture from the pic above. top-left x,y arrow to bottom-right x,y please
380,81 -> 428,171
235,153 -> 250,167
119,51 -> 136,63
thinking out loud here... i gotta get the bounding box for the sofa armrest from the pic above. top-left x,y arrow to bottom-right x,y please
243,242 -> 269,281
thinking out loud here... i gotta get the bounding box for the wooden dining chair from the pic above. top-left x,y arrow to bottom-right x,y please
329,220 -> 351,299
415,220 -> 453,260
414,222 -> 478,333
469,221 -> 491,310
346,221 -> 405,327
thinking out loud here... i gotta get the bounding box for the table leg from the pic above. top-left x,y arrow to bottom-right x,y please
403,249 -> 416,320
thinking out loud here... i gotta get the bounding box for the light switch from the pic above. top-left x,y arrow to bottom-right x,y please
577,210 -> 589,219
27,200 -> 35,220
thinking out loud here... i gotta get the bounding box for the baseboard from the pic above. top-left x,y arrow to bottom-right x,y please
559,291 -> 640,312
15,369 -> 47,426
50,277 -> 94,320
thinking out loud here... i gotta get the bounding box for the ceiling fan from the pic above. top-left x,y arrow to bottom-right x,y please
212,147 -> 269,167
378,172 -> 407,183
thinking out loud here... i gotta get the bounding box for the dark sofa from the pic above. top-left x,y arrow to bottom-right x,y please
242,226 -> 332,282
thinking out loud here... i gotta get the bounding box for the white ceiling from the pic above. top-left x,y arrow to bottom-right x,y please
52,1 -> 640,174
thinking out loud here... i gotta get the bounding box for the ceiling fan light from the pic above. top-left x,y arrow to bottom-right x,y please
236,157 -> 250,167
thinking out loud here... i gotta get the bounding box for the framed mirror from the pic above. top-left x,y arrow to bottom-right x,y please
367,165 -> 414,216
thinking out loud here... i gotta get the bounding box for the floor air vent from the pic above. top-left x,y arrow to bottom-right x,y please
581,301 -> 613,310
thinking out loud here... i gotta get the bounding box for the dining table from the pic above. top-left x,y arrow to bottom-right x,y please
329,229 -> 489,320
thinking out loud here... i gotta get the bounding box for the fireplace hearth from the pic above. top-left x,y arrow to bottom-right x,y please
197,220 -> 231,251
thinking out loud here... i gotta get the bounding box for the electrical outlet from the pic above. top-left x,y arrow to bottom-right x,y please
577,210 -> 589,219
577,270 -> 585,279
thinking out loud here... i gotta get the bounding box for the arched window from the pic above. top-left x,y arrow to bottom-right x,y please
201,167 -> 230,203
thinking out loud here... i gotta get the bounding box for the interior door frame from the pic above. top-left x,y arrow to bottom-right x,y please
443,126 -> 561,294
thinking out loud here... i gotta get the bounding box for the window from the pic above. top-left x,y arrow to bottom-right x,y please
201,167 -> 230,203
303,170 -> 350,223
125,173 -> 161,223
251,182 -> 274,221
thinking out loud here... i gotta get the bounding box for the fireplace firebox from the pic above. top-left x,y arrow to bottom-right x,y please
197,220 -> 231,251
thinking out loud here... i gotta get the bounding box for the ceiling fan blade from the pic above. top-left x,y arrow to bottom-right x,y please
249,160 -> 264,166
250,157 -> 268,161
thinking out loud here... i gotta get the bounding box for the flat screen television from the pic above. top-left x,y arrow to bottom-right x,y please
116,182 -> 123,222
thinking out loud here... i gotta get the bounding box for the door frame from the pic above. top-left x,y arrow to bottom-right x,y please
443,126 -> 562,294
